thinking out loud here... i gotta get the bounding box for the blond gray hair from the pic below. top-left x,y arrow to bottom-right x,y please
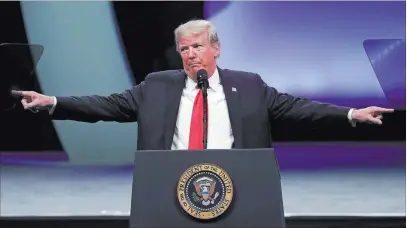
174,19 -> 220,52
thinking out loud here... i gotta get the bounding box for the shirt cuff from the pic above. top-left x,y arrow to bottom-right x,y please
48,96 -> 57,115
347,108 -> 356,127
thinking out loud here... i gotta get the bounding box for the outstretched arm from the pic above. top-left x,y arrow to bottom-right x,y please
258,75 -> 393,126
257,75 -> 354,126
51,84 -> 143,123
13,81 -> 146,123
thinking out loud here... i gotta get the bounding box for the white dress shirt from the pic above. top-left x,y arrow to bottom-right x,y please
171,68 -> 234,150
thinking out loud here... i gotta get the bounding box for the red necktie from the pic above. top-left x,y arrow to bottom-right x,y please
188,89 -> 208,150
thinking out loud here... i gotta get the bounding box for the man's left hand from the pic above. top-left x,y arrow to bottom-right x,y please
351,106 -> 394,125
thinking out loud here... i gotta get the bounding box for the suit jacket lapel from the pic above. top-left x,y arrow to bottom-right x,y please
219,68 -> 243,148
164,71 -> 186,150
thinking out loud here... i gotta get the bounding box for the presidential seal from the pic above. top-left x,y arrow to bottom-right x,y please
177,163 -> 234,220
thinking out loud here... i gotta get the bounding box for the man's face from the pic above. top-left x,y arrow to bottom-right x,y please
177,31 -> 220,80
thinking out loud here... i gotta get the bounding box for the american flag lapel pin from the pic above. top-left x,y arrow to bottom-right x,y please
232,87 -> 237,92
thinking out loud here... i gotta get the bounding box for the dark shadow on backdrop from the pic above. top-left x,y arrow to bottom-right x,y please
0,1 -> 62,151
112,1 -> 204,84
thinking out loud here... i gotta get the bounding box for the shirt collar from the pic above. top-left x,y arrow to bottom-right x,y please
185,68 -> 221,92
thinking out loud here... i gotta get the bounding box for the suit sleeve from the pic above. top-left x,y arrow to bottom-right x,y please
51,81 -> 145,123
257,75 -> 351,125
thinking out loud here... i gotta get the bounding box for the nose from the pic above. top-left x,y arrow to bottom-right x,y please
187,48 -> 197,59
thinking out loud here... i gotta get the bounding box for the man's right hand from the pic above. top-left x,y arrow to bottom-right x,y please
11,90 -> 54,112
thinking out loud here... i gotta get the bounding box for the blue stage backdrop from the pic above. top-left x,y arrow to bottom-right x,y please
19,1 -> 137,165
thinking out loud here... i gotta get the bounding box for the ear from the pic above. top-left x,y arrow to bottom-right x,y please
212,42 -> 220,58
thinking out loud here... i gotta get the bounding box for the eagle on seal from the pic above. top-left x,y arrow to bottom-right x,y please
193,176 -> 217,206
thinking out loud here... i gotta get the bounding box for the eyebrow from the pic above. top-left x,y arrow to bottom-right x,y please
180,42 -> 202,49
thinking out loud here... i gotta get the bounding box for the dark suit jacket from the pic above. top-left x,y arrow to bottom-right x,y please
52,68 -> 351,150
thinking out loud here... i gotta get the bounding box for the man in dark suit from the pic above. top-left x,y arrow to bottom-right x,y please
13,19 -> 393,151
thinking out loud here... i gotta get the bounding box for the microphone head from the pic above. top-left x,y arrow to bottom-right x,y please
196,69 -> 208,81
196,69 -> 209,89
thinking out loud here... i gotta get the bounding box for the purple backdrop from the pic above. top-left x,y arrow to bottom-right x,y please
204,1 -> 405,108
1,142 -> 405,169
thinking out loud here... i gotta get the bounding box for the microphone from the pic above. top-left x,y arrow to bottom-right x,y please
196,69 -> 209,92
196,69 -> 209,149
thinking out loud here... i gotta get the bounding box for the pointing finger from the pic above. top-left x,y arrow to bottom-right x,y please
372,107 -> 394,113
11,90 -> 23,96
11,90 -> 29,97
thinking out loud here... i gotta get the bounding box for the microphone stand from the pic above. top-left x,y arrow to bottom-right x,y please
197,70 -> 209,150
201,84 -> 208,149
